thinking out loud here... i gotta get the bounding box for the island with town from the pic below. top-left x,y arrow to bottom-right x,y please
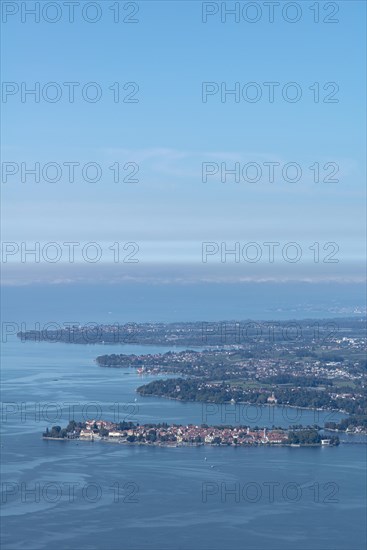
43,420 -> 340,447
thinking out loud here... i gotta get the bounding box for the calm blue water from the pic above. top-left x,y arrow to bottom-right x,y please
2,282 -> 366,324
1,337 -> 366,550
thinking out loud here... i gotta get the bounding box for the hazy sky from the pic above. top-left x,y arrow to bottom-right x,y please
1,1 -> 366,284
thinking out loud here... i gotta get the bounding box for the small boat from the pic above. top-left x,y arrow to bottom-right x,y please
204,457 -> 207,461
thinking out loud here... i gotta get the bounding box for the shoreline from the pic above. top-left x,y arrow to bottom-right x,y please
136,391 -> 348,417
42,437 -> 336,448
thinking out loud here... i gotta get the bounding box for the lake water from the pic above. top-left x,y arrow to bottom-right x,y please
1,338 -> 366,549
2,282 -> 366,324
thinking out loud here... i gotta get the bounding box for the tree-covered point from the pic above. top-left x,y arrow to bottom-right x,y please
43,420 -> 86,438
288,430 -> 339,445
137,377 -> 366,417
325,415 -> 367,431
287,429 -> 321,445
43,425 -> 68,438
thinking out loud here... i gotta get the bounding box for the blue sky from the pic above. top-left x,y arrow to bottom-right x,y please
1,1 -> 366,285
